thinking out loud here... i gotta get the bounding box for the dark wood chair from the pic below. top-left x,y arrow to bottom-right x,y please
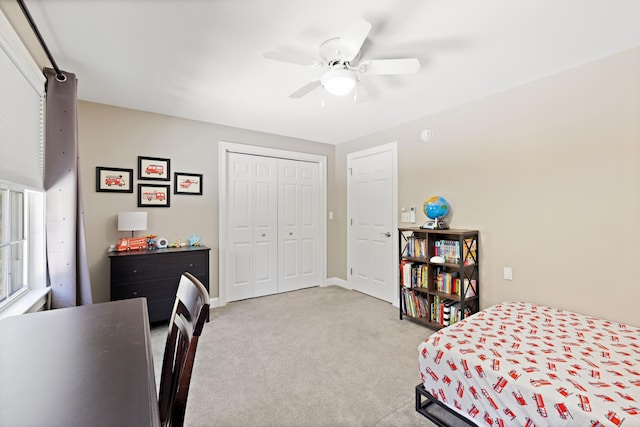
158,272 -> 210,427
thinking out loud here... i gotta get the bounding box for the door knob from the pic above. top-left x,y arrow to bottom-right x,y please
380,232 -> 391,237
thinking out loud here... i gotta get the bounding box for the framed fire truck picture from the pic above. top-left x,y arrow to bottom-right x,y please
138,156 -> 170,181
138,184 -> 170,207
96,167 -> 133,193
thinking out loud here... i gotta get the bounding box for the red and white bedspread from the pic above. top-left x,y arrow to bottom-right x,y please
418,301 -> 640,427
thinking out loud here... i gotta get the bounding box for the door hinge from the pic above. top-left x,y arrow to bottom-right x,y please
348,168 -> 352,176
350,268 -> 352,275
350,218 -> 353,226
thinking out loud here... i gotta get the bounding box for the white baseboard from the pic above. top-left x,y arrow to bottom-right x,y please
209,297 -> 220,309
325,277 -> 350,290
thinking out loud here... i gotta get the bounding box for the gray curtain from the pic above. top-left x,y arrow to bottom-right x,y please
44,68 -> 92,308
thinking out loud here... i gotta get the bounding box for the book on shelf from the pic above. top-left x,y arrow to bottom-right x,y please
463,279 -> 477,298
402,260 -> 429,289
407,236 -> 428,258
402,288 -> 429,318
463,237 -> 477,266
401,261 -> 413,288
434,268 -> 458,294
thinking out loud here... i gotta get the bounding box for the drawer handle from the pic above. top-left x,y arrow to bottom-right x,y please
132,291 -> 138,297
189,263 -> 194,268
132,269 -> 138,274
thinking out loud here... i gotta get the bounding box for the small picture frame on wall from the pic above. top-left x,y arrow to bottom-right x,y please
138,184 -> 170,207
138,156 -> 170,181
174,172 -> 203,195
95,167 -> 133,193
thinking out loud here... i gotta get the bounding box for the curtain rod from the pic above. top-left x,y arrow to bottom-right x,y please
16,0 -> 66,81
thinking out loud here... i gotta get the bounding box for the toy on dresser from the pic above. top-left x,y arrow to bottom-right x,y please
115,237 -> 147,251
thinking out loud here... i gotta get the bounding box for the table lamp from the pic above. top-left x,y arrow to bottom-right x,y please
118,211 -> 147,237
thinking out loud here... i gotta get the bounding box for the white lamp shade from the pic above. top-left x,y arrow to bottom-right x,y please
321,69 -> 356,96
118,211 -> 147,232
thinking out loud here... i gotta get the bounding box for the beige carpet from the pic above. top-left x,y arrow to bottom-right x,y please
151,285 -> 471,426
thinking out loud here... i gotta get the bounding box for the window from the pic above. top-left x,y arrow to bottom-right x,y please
0,185 -> 45,310
0,188 -> 26,303
0,9 -> 48,316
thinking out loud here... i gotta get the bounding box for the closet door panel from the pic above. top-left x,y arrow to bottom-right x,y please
298,161 -> 321,288
226,153 -> 277,301
251,156 -> 278,297
278,159 -> 321,292
226,153 -> 253,301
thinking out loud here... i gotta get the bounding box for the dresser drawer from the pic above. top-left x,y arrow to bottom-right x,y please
110,278 -> 178,302
163,251 -> 208,276
111,257 -> 168,284
148,298 -> 176,323
111,251 -> 209,285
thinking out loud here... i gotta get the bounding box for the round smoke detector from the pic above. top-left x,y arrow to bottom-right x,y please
421,129 -> 433,142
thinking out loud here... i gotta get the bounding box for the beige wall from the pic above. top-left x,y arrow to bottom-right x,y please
334,47 -> 640,326
78,102 -> 334,304
5,5 -> 639,325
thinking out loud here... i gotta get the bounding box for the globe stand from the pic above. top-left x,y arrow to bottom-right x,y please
435,217 -> 449,229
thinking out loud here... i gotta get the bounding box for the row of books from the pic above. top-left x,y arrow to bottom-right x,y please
401,289 -> 428,318
433,239 -> 461,264
405,236 -> 477,266
402,291 -> 474,326
405,237 -> 428,259
434,269 -> 477,298
402,262 -> 478,298
431,297 -> 473,326
434,238 -> 477,265
400,260 -> 428,288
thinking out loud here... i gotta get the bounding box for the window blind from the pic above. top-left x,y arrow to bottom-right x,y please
0,9 -> 45,190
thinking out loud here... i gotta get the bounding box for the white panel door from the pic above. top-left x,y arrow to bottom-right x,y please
278,159 -> 321,293
226,153 -> 278,301
348,148 -> 395,302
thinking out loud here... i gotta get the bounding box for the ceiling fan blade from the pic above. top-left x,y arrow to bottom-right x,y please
339,19 -> 372,61
288,80 -> 322,98
360,58 -> 420,75
263,51 -> 321,67
353,80 -> 370,104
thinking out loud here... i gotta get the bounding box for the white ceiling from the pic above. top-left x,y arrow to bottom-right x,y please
24,0 -> 640,144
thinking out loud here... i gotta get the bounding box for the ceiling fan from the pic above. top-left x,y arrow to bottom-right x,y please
263,19 -> 420,102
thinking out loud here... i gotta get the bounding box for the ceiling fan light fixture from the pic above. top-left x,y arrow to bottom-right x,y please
321,69 -> 356,96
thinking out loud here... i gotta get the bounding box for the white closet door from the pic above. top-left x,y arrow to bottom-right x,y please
226,153 -> 278,301
278,159 -> 321,293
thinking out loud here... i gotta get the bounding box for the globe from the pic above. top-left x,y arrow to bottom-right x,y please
424,196 -> 449,220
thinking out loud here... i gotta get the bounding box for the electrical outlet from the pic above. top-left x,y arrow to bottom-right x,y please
504,267 -> 513,280
409,206 -> 416,223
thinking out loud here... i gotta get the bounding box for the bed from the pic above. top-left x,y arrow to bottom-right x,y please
416,301 -> 640,427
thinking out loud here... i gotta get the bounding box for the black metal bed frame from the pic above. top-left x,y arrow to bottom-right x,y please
415,384 -> 478,427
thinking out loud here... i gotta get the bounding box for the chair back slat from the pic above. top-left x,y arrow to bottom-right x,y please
158,272 -> 210,427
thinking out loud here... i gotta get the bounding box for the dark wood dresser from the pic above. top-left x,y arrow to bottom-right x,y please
109,246 -> 210,323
